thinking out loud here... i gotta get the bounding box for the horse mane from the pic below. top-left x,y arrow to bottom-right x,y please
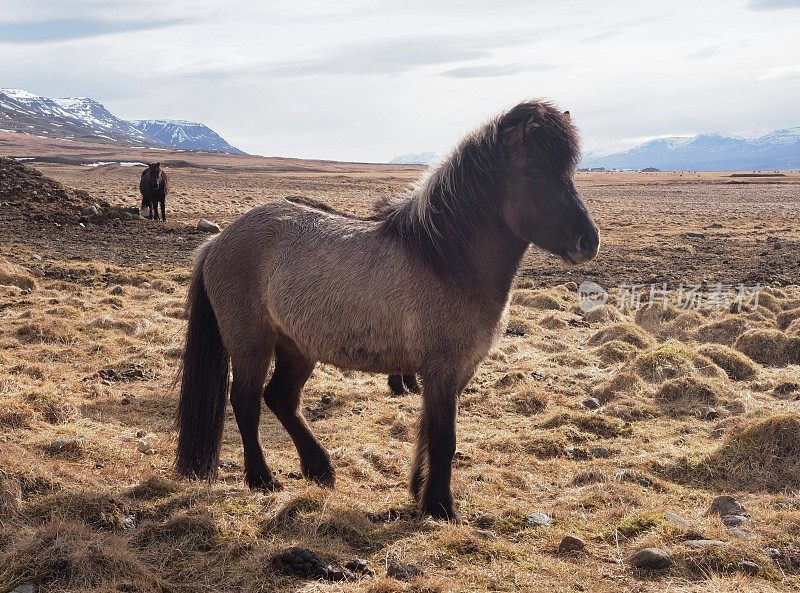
377,99 -> 580,273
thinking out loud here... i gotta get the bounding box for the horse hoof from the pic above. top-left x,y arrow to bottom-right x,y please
306,468 -> 336,488
421,500 -> 462,523
249,475 -> 283,492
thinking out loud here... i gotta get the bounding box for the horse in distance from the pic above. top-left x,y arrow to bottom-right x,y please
140,162 -> 169,221
175,100 -> 600,522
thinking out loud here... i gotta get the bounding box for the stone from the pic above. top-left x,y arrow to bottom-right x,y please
764,547 -> 782,559
82,204 -> 100,216
475,529 -> 498,540
122,514 -> 137,531
10,583 -> 38,593
727,528 -> 756,539
558,535 -> 586,553
737,561 -> 760,575
110,285 -> 124,295
474,514 -> 496,529
721,514 -> 748,527
387,562 -> 424,582
197,219 -> 221,233
628,548 -> 672,570
708,495 -> 747,517
582,397 -> 601,410
49,436 -> 81,452
219,459 -> 238,471
665,512 -> 690,528
525,512 -> 554,527
684,539 -> 728,548
136,441 -> 155,454
590,447 -> 611,458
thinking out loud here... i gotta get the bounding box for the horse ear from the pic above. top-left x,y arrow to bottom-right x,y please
155,162 -> 161,167
563,110 -> 571,120
503,117 -> 540,146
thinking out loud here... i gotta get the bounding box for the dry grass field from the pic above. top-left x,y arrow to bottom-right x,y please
1,132 -> 799,593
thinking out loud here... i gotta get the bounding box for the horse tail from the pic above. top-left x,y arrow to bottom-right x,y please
175,241 -> 230,479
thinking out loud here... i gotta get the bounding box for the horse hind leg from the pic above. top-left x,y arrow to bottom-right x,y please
264,337 -> 334,487
229,340 -> 282,492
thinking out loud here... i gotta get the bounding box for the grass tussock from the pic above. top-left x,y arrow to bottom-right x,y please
595,339 -> 639,365
610,511 -> 664,541
634,303 -> 681,333
582,305 -> 624,323
587,322 -> 655,349
654,376 -> 732,417
777,307 -> 800,330
14,318 -> 79,345
26,491 -> 129,530
632,341 -> 725,383
693,414 -> 800,492
696,343 -> 759,381
0,478 -> 22,519
0,257 -> 36,291
695,316 -> 749,346
0,520 -> 159,592
509,385 -> 549,415
512,289 -> 567,311
125,475 -> 180,501
787,318 -> 800,337
540,411 -> 631,438
0,401 -> 35,429
735,328 -> 800,366
132,510 -> 220,551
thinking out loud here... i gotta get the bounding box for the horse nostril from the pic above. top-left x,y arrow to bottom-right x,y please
577,234 -> 592,254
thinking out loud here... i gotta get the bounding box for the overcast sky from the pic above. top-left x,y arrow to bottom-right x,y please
1,0 -> 799,161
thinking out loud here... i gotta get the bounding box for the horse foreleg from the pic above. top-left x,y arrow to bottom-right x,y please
265,339 -> 334,487
404,374 -> 421,393
416,376 -> 461,522
388,374 -> 407,395
160,199 -> 166,222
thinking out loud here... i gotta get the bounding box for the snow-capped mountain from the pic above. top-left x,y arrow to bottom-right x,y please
0,88 -> 245,154
389,151 -> 438,165
581,129 -> 800,171
131,120 -> 245,155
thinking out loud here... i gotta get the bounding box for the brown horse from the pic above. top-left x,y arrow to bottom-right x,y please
140,162 -> 169,221
175,100 -> 599,521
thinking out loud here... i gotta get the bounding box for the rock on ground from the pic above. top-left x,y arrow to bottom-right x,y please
558,535 -> 586,553
197,219 -> 221,233
707,495 -> 747,517
628,548 -> 672,570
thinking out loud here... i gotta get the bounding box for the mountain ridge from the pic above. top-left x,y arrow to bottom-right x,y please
580,128 -> 800,171
0,88 -> 245,155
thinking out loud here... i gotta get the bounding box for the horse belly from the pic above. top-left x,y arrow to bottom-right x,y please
265,267 -> 420,373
